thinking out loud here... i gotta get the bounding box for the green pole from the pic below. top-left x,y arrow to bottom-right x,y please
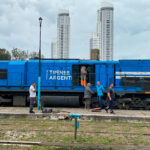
74,117 -> 77,140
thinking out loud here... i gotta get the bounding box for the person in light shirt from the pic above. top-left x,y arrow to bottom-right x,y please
29,82 -> 36,113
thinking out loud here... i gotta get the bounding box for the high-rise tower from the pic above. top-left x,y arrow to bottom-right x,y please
57,9 -> 70,59
51,38 -> 57,58
97,2 -> 113,61
89,33 -> 100,50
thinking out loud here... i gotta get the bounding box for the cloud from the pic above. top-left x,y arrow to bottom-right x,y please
112,0 -> 150,60
0,0 -> 150,60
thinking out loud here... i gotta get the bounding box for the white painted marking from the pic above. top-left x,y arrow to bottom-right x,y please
116,72 -> 150,75
116,76 -> 150,79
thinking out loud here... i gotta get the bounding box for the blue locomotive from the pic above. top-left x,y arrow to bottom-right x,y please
0,59 -> 150,109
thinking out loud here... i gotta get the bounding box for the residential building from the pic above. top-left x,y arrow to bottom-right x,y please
51,38 -> 57,58
97,2 -> 114,61
57,9 -> 70,59
89,33 -> 100,50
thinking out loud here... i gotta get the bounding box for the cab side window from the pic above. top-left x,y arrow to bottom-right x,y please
0,69 -> 7,79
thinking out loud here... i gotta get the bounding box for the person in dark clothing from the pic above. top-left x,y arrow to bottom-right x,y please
84,83 -> 94,109
105,83 -> 115,114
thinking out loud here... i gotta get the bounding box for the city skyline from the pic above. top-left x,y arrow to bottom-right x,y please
0,0 -> 150,60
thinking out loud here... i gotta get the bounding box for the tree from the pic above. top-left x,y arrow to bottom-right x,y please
0,48 -> 11,60
11,48 -> 44,60
11,48 -> 28,60
29,51 -> 44,59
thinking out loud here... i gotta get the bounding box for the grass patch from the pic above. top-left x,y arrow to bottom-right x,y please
0,118 -> 150,148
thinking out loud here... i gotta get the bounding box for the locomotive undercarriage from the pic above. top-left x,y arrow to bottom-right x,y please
1,90 -> 150,110
112,94 -> 150,110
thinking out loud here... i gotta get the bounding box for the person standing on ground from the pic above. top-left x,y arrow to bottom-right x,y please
29,82 -> 36,113
96,81 -> 104,109
84,83 -> 94,110
105,83 -> 115,114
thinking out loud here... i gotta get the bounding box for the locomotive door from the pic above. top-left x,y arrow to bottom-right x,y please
96,64 -> 107,87
95,64 -> 115,88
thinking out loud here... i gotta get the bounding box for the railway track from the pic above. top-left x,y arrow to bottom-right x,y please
0,140 -> 150,150
1,121 -> 150,128
0,128 -> 150,137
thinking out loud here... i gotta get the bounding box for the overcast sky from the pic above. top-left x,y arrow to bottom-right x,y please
0,0 -> 150,60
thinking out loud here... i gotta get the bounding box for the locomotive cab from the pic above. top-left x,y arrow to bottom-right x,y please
72,65 -> 95,86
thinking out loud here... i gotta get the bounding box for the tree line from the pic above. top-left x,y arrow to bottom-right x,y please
0,48 -> 44,60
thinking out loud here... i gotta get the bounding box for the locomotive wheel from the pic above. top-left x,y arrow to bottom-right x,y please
102,100 -> 108,107
118,104 -> 123,109
144,104 -> 150,110
124,104 -> 130,110
118,103 -> 130,110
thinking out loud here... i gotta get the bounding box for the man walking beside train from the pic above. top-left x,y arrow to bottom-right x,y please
29,82 -> 36,113
96,81 -> 104,109
105,83 -> 115,114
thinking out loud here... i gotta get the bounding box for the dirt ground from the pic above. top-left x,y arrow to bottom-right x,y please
0,107 -> 150,118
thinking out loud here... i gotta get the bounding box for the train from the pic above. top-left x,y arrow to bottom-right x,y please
0,59 -> 150,109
